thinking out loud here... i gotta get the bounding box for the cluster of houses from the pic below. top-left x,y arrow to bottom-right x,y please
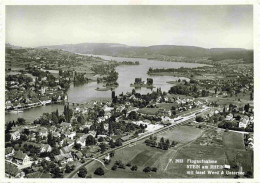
224,113 -> 253,129
6,85 -> 252,178
5,74 -> 67,111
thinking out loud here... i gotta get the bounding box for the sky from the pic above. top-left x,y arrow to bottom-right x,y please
6,5 -> 253,49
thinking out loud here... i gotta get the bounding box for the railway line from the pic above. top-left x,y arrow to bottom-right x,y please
66,107 -> 210,178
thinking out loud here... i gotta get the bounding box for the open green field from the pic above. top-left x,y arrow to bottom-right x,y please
171,145 -> 227,178
156,103 -> 177,110
222,131 -> 253,175
138,108 -> 160,115
81,127 -> 253,178
82,125 -> 205,178
156,125 -> 203,143
223,131 -> 245,150
205,95 -> 253,106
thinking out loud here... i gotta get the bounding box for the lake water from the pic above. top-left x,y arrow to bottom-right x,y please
5,55 -> 207,123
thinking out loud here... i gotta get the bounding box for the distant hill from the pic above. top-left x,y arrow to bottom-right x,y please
36,43 -> 253,63
5,43 -> 25,49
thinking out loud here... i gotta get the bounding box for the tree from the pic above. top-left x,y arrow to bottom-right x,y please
65,164 -> 72,173
171,141 -> 176,147
151,167 -> 157,172
5,133 -> 11,142
110,150 -> 115,157
250,92 -> 253,100
131,165 -> 138,171
111,165 -> 117,171
82,127 -> 89,134
51,147 -> 60,155
195,116 -> 204,122
94,167 -> 104,176
74,143 -> 82,150
77,116 -> 83,123
99,143 -> 107,154
115,138 -> 122,146
143,166 -> 151,173
128,111 -> 138,120
118,163 -> 125,169
47,133 -> 56,147
109,140 -> 115,148
78,167 -> 87,178
85,135 -> 96,146
53,167 -> 63,178
20,134 -> 28,141
244,103 -> 250,113
98,137 -> 104,143
160,137 -> 165,144
17,118 -> 25,125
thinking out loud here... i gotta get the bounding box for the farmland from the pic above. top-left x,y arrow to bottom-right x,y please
81,125 -> 205,178
79,126 -> 252,178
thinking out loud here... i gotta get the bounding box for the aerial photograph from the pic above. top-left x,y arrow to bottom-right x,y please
4,5 -> 254,179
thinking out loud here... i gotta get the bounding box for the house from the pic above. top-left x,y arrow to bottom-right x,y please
225,113 -> 234,121
239,116 -> 250,128
60,145 -> 73,155
40,144 -> 52,153
39,128 -> 48,138
54,153 -> 73,164
76,137 -> 86,147
54,155 -> 66,164
88,131 -> 96,138
49,126 -> 57,133
161,116 -> 171,124
60,122 -> 72,130
87,146 -> 101,153
64,131 -> 76,140
52,132 -> 61,138
5,161 -> 23,178
60,138 -> 74,147
10,131 -> 20,141
12,151 -> 31,167
74,151 -> 83,160
5,147 -> 15,158
28,98 -> 41,107
120,135 -> 132,142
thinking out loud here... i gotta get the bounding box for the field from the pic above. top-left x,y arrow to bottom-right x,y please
222,131 -> 253,175
205,95 -> 253,107
79,127 -> 253,178
81,125 -> 205,178
137,108 -> 160,115
223,131 -> 245,150
156,125 -> 203,143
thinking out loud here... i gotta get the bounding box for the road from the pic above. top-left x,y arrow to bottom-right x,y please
66,106 -> 210,178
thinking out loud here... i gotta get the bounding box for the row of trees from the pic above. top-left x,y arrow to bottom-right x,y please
145,136 -> 176,150
78,167 -> 105,178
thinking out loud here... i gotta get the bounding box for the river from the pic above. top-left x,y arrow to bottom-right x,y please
5,55 -> 207,123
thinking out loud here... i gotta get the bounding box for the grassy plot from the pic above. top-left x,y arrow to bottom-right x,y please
83,125 -> 205,178
83,127 -> 252,178
138,108 -> 160,115
223,131 -> 245,150
205,95 -> 253,106
156,126 -> 204,143
223,131 -> 253,175
169,145 -> 227,178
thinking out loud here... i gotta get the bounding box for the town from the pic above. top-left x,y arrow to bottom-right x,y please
5,45 -> 254,178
